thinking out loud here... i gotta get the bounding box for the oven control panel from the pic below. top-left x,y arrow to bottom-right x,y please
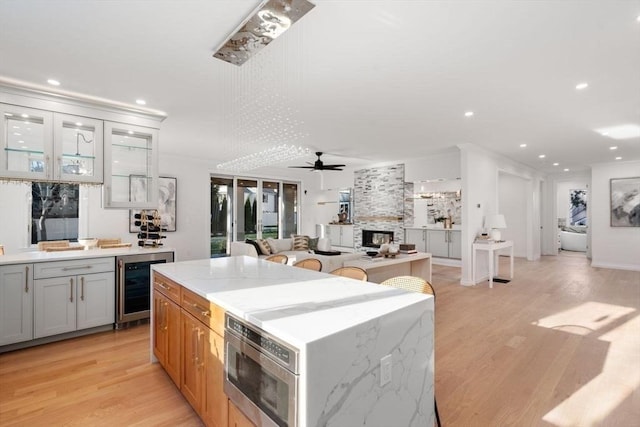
226,314 -> 299,373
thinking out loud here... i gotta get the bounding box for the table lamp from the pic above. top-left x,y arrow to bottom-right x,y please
485,214 -> 507,241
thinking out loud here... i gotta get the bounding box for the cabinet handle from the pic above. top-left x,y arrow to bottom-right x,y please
190,302 -> 210,318
44,155 -> 50,178
62,265 -> 92,271
157,282 -> 170,290
80,276 -> 85,301
69,278 -> 74,302
106,185 -> 111,205
162,302 -> 168,331
192,326 -> 198,364
58,156 -> 63,178
25,266 -> 29,293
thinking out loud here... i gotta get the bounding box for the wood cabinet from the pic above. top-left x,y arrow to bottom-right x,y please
228,400 -> 255,427
0,264 -> 33,345
0,104 -> 103,183
153,275 -> 182,387
326,224 -> 354,249
33,258 -> 114,339
153,272 -> 227,427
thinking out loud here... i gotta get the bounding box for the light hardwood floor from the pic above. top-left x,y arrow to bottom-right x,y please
1,252 -> 638,426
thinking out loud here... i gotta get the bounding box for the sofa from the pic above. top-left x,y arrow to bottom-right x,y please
229,237 -> 362,273
559,225 -> 587,252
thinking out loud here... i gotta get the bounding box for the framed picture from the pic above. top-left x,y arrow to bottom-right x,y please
610,177 -> 640,227
129,176 -> 177,232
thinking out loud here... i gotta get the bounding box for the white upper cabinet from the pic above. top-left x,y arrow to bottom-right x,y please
103,122 -> 158,208
0,104 -> 53,181
53,114 -> 103,183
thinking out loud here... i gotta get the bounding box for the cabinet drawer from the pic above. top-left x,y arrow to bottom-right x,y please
34,257 -> 115,279
154,272 -> 181,304
181,287 -> 224,336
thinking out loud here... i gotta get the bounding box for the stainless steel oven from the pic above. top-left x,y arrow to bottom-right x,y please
116,252 -> 174,327
224,313 -> 299,427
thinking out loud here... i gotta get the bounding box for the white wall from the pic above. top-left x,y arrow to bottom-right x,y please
459,144 -> 545,285
590,160 -> 640,271
498,172 -> 528,258
404,149 -> 461,182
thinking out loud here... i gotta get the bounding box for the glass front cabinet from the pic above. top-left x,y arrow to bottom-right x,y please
103,122 -> 159,209
0,105 -> 103,183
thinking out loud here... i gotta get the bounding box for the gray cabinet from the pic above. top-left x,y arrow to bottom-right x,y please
404,228 -> 427,252
0,264 -> 33,345
33,258 -> 115,339
405,228 -> 461,259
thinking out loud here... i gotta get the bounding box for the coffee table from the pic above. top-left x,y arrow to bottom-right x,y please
344,252 -> 432,284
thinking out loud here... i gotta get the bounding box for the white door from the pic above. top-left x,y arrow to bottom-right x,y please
0,264 -> 33,345
77,272 -> 115,330
34,276 -> 76,338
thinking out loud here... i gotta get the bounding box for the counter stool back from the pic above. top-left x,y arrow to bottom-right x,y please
380,275 -> 441,427
330,266 -> 368,281
265,254 -> 288,264
292,258 -> 322,272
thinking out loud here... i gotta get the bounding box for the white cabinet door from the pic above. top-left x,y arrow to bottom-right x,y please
53,113 -> 103,183
449,230 -> 462,259
427,230 -> 449,258
340,225 -> 354,248
0,104 -> 53,181
103,121 -> 159,208
0,264 -> 33,345
405,229 -> 427,252
326,225 -> 341,246
34,276 -> 76,338
77,272 -> 115,330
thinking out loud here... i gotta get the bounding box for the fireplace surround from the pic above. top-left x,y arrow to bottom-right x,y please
362,230 -> 394,248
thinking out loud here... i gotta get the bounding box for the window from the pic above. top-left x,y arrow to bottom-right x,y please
31,182 -> 79,244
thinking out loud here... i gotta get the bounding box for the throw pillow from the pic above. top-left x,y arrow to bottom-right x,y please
308,237 -> 319,251
267,238 -> 292,253
291,234 -> 310,251
255,239 -> 272,255
245,239 -> 262,256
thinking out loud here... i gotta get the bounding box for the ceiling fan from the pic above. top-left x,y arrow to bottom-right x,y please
289,152 -> 346,171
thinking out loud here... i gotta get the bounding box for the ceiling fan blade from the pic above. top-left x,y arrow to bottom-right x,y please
323,164 -> 346,168
288,166 -> 315,169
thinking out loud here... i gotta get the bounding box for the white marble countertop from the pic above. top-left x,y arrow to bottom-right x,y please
0,246 -> 175,265
153,256 -> 431,349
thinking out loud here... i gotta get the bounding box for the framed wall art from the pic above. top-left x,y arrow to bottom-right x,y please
130,176 -> 177,232
610,177 -> 640,227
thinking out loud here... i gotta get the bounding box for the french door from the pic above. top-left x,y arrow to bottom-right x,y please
210,176 -> 299,257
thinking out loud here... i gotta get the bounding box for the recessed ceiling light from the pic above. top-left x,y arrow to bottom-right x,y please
564,168 -> 570,172
610,146 -> 618,150
128,130 -> 134,135
519,143 -> 527,148
464,111 -> 474,117
538,154 -> 546,158
21,114 -> 28,118
615,156 -> 622,160
47,79 -> 60,86
135,99 -> 146,105
637,14 -> 640,22
553,163 -> 559,166
4,113 -> 13,117
75,122 -> 82,126
575,82 -> 588,90
13,132 -> 21,136
18,140 -> 24,144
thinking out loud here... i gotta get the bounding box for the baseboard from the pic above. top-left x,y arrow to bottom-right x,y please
0,324 -> 114,354
590,261 -> 640,272
432,257 -> 461,267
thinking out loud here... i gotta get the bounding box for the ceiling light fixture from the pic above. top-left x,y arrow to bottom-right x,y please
575,82 -> 588,90
464,111 -> 474,117
538,154 -> 546,158
595,124 -> 640,140
610,146 -> 618,150
615,156 -> 622,160
47,79 -> 60,86
217,144 -> 310,172
520,143 -> 527,148
553,163 -> 559,166
213,0 -> 316,66
136,99 -> 146,105
564,168 -> 570,172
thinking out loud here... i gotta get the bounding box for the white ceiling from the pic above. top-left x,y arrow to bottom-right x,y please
1,0 -> 639,176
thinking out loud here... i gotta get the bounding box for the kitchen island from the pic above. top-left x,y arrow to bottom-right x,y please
152,256 -> 434,427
